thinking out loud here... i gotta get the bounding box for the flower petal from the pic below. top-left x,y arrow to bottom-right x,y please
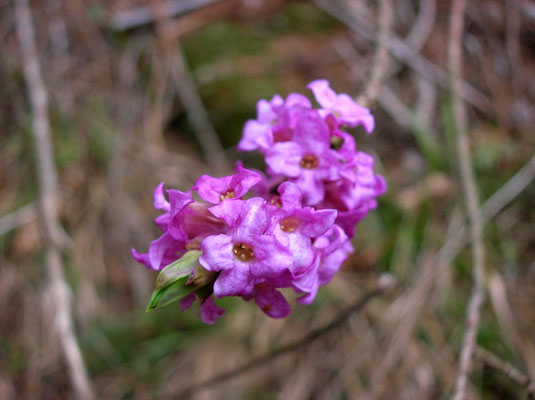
254,286 -> 291,318
307,79 -> 337,109
231,164 -> 262,199
199,234 -> 235,271
237,120 -> 272,152
179,293 -> 195,312
213,266 -> 255,297
153,182 -> 170,212
234,197 -> 271,238
200,296 -> 225,324
194,175 -> 232,204
265,142 -> 302,177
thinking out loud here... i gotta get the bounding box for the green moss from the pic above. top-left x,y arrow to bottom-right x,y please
182,21 -> 269,69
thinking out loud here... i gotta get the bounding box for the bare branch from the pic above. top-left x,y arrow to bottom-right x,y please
476,347 -> 535,397
152,0 -> 228,173
14,0 -> 94,399
358,0 -> 393,107
0,203 -> 37,236
314,0 -> 493,115
169,275 -> 395,399
109,0 -> 220,31
449,0 -> 486,398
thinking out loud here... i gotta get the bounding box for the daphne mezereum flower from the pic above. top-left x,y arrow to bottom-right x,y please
294,224 -> 353,304
268,182 -> 337,277
308,79 -> 375,133
265,110 -> 339,205
134,80 -> 386,324
199,197 -> 293,298
193,162 -> 262,204
237,93 -> 311,152
180,293 -> 225,325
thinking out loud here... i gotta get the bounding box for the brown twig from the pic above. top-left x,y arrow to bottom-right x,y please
314,0 -> 493,115
448,0 -> 486,399
168,275 -> 395,399
14,0 -> 94,399
109,0 -> 221,31
358,0 -> 393,107
476,347 -> 535,398
0,203 -> 37,236
152,0 -> 228,173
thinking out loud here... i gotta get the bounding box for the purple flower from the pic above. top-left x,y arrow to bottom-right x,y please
295,225 -> 353,304
132,184 -> 227,271
265,110 -> 337,205
193,163 -> 262,204
135,80 -> 386,324
325,151 -> 386,212
251,283 -> 291,318
308,79 -> 375,133
199,198 -> 293,298
269,182 -> 337,277
180,294 -> 225,324
238,94 -> 311,152
132,184 -> 194,270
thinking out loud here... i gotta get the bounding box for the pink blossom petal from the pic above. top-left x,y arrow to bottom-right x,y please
179,294 -> 195,312
194,175 -> 232,204
278,181 -> 303,210
234,198 -> 271,238
199,234 -> 235,271
265,142 -> 302,177
200,296 -> 225,324
250,235 -> 293,277
307,79 -> 337,108
230,165 -> 262,199
297,207 -> 337,238
131,248 -> 152,270
237,120 -> 272,152
167,189 -> 193,215
213,266 -> 255,297
153,182 -> 170,212
208,199 -> 244,227
254,286 -> 291,318
285,93 -> 312,109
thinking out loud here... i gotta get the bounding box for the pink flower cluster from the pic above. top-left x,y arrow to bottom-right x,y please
133,80 -> 385,324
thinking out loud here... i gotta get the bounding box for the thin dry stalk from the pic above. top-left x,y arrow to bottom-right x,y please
170,275 -> 395,399
448,0 -> 486,399
0,203 -> 37,236
14,0 -> 93,398
314,0 -> 493,114
152,0 -> 228,173
476,347 -> 535,397
358,0 -> 393,107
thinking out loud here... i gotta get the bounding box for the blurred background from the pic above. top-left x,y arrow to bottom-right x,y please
1,0 -> 535,398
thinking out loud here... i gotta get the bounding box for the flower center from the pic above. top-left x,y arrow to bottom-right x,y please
330,135 -> 344,150
279,216 -> 300,233
233,242 -> 255,262
273,127 -> 292,143
219,190 -> 235,202
299,154 -> 319,169
269,195 -> 282,208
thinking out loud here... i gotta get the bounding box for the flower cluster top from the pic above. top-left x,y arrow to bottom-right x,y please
132,80 -> 386,324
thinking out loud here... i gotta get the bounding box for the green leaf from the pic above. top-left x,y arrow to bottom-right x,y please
147,276 -> 197,311
155,250 -> 202,290
146,250 -> 217,311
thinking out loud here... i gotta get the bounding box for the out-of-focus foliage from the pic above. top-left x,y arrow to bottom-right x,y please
1,0 -> 534,399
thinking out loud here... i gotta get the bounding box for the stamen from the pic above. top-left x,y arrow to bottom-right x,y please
330,135 -> 344,150
279,216 -> 300,233
299,154 -> 319,169
232,242 -> 255,262
219,190 -> 235,202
